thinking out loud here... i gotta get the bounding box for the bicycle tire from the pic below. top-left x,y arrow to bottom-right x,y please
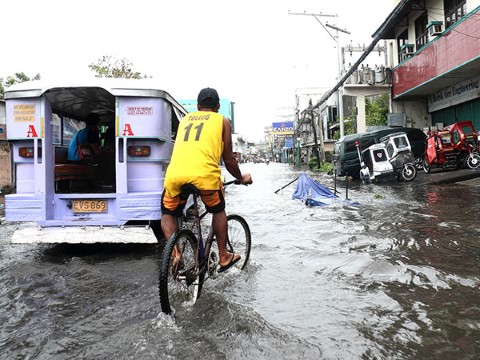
158,229 -> 201,315
226,214 -> 251,270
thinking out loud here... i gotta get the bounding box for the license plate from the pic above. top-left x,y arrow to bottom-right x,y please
72,200 -> 108,213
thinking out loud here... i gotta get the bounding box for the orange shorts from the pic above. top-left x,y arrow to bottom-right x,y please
161,185 -> 225,217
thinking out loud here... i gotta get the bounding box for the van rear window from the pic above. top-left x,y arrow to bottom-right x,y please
345,141 -> 357,152
361,138 -> 376,149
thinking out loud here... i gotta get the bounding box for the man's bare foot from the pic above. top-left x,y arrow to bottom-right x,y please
218,253 -> 241,273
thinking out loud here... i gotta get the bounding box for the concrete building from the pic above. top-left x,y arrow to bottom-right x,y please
296,0 -> 480,152
375,0 -> 480,131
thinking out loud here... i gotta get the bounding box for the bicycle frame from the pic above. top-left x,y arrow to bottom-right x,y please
178,180 -> 237,275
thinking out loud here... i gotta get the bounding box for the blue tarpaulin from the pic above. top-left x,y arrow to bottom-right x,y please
292,173 -> 337,206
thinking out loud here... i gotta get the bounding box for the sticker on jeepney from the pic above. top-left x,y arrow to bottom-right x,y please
13,104 -> 36,122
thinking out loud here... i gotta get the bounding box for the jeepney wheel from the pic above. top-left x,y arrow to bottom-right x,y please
401,163 -> 416,181
422,158 -> 431,173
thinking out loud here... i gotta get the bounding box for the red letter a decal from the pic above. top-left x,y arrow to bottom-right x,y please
122,124 -> 134,136
27,125 -> 38,137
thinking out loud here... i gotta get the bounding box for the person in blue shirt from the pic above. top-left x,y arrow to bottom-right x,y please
68,113 -> 102,162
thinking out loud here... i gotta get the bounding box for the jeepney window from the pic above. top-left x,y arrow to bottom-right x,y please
63,117 -> 84,145
52,113 -> 62,144
373,149 -> 387,162
395,136 -> 407,148
386,143 -> 394,157
452,129 -> 460,144
440,133 -> 451,144
462,125 -> 473,135
52,113 -> 84,146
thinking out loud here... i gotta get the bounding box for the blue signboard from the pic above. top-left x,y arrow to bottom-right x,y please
285,138 -> 294,149
272,121 -> 294,135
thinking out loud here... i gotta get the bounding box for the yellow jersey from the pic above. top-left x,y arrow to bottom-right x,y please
164,111 -> 224,197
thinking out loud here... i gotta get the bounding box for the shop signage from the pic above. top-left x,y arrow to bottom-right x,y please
272,121 -> 294,135
428,75 -> 480,112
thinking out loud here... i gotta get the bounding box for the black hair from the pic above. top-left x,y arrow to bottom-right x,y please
85,113 -> 101,125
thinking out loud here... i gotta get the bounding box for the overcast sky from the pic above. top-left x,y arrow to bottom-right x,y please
1,0 -> 393,141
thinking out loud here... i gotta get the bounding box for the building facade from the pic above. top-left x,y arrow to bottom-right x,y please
376,0 -> 480,131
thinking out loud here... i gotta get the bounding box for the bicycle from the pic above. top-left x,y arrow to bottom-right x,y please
158,180 -> 251,315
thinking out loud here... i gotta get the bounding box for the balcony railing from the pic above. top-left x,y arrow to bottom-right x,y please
415,30 -> 428,50
445,1 -> 467,29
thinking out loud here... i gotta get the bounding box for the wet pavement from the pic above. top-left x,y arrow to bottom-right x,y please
2,163 -> 480,359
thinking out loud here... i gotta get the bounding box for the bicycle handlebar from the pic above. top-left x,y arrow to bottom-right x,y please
223,180 -> 241,186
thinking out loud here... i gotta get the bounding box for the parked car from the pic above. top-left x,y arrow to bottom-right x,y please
333,127 -> 426,179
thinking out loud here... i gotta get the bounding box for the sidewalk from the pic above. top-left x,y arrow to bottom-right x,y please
414,168 -> 480,185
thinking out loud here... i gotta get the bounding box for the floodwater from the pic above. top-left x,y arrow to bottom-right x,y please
1,162 -> 480,359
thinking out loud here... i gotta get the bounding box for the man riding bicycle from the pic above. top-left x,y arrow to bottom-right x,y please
161,87 -> 252,272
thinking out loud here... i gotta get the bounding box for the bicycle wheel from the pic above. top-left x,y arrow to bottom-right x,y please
159,229 -> 201,315
467,154 -> 480,169
226,214 -> 251,270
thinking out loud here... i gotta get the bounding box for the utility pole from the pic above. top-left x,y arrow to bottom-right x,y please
289,11 -> 350,137
325,22 -> 350,138
308,108 -> 321,169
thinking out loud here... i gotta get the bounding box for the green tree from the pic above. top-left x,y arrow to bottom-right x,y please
0,72 -> 41,99
365,94 -> 389,127
88,56 -> 151,79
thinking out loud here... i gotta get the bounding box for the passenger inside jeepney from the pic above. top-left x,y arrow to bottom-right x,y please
67,112 -> 102,163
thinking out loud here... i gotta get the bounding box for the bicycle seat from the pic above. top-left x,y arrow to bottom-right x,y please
180,184 -> 200,199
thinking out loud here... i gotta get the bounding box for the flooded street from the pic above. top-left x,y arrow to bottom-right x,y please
2,162 -> 480,359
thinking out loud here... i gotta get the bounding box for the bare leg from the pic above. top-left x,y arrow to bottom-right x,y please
161,213 -> 178,240
161,214 -> 181,263
212,210 -> 240,266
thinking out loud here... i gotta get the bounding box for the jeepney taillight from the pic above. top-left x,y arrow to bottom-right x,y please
19,147 -> 42,157
128,146 -> 151,157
